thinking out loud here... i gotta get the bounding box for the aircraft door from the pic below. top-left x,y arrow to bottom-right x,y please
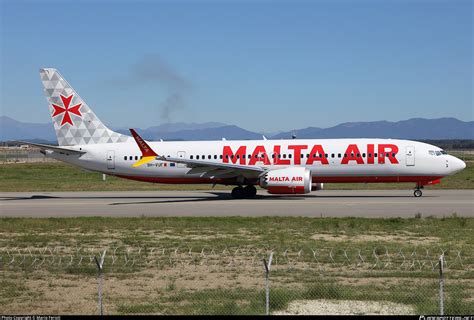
106,150 -> 115,169
405,146 -> 415,166
177,151 -> 186,168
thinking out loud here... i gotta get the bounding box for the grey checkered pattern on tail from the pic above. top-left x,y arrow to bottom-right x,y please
40,68 -> 131,146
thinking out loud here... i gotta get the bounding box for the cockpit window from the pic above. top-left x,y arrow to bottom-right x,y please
435,151 -> 442,156
429,151 -> 435,156
440,150 -> 448,155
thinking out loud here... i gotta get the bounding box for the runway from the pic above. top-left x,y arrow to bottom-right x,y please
1,189 -> 473,218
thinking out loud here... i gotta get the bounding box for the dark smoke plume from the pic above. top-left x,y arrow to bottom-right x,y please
118,54 -> 192,122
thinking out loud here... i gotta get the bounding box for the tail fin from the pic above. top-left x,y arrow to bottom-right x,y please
40,68 -> 130,146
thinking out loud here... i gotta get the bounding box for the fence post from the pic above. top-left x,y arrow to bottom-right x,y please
94,250 -> 107,316
263,252 -> 274,315
439,254 -> 444,315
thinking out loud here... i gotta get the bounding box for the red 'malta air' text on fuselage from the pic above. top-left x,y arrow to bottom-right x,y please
222,144 -> 399,165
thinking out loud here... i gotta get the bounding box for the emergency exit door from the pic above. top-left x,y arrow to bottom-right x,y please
177,151 -> 186,168
405,146 -> 415,166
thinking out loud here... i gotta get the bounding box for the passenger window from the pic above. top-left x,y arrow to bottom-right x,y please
392,153 -> 395,157
124,156 -> 127,160
331,154 -> 335,158
374,153 -> 377,158
362,153 -> 366,158
220,155 -> 223,159
283,154 -> 286,159
356,153 -> 360,158
306,154 -> 309,158
301,154 -> 304,158
214,155 -> 217,159
135,156 -> 138,160
325,154 -> 328,158
190,155 -> 193,159
231,155 -> 234,159
338,154 -> 341,158
236,155 -> 239,159
344,154 -> 347,158
129,156 -> 133,160
368,153 -> 372,157
197,155 -> 200,159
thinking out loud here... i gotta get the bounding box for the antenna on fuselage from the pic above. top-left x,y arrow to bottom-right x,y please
291,131 -> 297,139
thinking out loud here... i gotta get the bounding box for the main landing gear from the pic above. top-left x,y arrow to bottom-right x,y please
413,185 -> 423,197
231,185 -> 257,199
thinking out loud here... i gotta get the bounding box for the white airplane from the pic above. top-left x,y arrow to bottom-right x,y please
22,68 -> 466,198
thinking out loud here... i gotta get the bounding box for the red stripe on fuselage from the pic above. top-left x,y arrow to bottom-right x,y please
116,174 -> 443,185
311,176 -> 443,183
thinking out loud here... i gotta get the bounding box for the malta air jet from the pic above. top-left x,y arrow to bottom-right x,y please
23,68 -> 466,198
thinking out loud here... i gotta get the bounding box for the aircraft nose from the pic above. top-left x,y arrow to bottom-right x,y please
451,157 -> 466,173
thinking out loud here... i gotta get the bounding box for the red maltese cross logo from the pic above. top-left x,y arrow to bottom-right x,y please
51,94 -> 83,126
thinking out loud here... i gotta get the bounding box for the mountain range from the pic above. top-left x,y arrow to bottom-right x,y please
1,116 -> 472,143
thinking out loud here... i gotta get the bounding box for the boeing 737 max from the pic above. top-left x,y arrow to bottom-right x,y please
21,68 -> 466,198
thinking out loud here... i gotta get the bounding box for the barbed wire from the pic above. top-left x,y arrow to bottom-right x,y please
0,245 -> 472,272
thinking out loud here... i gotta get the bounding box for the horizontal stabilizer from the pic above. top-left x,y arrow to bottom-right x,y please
16,141 -> 85,155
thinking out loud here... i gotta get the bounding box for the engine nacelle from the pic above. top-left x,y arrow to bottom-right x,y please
312,183 -> 324,191
260,167 -> 312,194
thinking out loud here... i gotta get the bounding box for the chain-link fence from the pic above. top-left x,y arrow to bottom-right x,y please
1,245 -> 473,315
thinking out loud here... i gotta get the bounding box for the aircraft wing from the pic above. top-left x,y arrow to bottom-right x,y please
159,155 -> 265,178
129,129 -> 265,179
15,141 -> 86,155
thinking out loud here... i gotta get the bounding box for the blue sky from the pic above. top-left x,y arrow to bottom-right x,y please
1,0 -> 472,132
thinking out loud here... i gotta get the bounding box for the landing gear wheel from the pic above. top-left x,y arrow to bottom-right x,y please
414,189 -> 423,197
243,185 -> 257,198
231,186 -> 244,199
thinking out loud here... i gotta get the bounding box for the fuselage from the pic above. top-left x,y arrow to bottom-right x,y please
47,138 -> 466,186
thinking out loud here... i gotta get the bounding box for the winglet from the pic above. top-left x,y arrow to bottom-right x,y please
129,129 -> 158,167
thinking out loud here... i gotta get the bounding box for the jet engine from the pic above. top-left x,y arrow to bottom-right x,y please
260,167 -> 312,194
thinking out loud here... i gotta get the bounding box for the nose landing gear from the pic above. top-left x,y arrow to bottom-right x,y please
231,185 -> 257,199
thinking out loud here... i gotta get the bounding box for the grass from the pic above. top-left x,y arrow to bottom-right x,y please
1,160 -> 473,191
0,215 -> 473,248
